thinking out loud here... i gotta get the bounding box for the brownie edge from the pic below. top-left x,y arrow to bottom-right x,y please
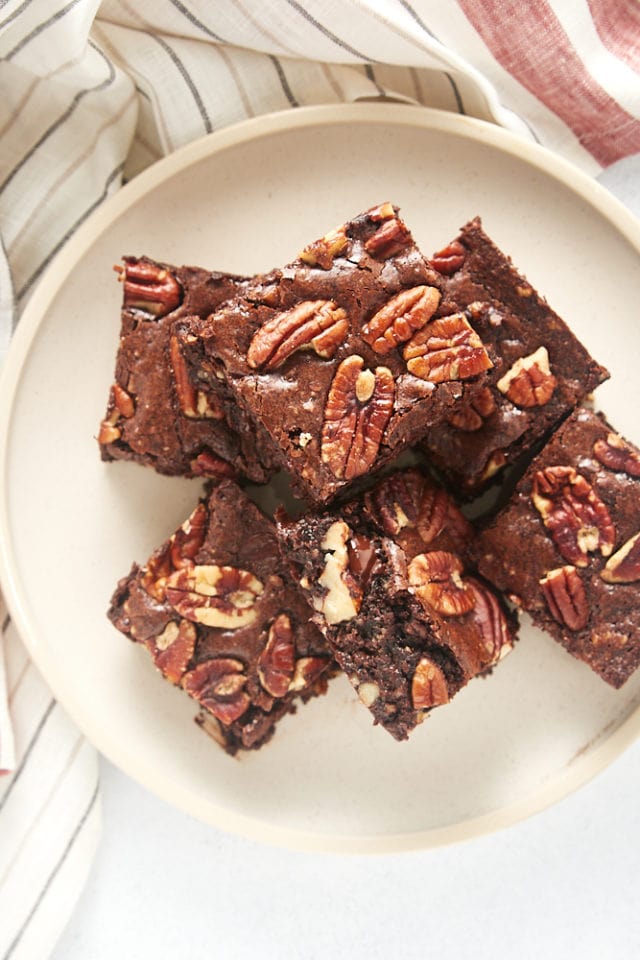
277,467 -> 518,741
475,408 -> 640,688
108,480 -> 335,754
179,204 -> 494,506
420,219 -> 609,496
98,256 -> 277,483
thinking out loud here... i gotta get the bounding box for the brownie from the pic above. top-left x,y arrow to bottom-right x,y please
179,204 -> 494,505
419,219 -> 609,496
476,408 -> 640,687
98,256 -> 278,482
108,480 -> 335,754
277,467 -> 517,741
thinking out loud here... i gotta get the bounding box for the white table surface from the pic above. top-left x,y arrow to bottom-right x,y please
53,157 -> 640,960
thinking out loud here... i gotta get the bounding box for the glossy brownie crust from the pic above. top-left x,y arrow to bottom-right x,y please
476,408 -> 640,687
179,204 -> 493,505
108,480 -> 334,754
420,219 -> 609,495
277,467 -> 516,741
98,256 -> 276,483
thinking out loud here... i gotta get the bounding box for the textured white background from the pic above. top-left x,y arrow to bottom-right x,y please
55,744 -> 640,959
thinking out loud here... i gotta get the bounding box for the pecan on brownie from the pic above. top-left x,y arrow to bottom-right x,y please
178,204 -> 493,505
476,407 -> 640,687
108,480 -> 335,754
277,466 -> 517,741
98,256 -> 278,482
420,219 -> 608,496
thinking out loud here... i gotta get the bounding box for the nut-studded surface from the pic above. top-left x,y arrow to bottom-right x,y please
108,480 -> 334,755
99,255 -> 278,483
276,465 -> 516,742
419,218 -> 608,497
321,356 -> 395,480
177,204 -> 493,505
476,408 -> 640,688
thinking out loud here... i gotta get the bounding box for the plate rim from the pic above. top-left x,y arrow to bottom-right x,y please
2,102 -> 640,854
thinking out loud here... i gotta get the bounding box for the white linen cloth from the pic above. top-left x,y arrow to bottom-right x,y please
0,1 -> 639,955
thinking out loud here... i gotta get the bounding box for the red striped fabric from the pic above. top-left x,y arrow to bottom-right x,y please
588,0 -> 640,73
457,0 -> 640,167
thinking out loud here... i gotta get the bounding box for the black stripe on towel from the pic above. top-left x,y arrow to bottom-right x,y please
3,780 -> 100,960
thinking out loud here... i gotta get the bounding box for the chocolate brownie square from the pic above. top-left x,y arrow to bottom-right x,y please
179,204 -> 493,505
476,408 -> 640,687
108,480 -> 334,754
419,219 -> 609,495
98,256 -> 277,482
277,467 -> 517,741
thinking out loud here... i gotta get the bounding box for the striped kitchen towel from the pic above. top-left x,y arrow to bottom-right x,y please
0,1 -> 639,955
0,613 -> 100,960
0,596 -> 14,776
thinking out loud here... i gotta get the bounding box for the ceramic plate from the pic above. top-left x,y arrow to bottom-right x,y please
2,104 -> 640,853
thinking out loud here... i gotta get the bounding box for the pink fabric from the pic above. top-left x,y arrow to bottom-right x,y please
457,0 -> 640,167
588,0 -> 640,72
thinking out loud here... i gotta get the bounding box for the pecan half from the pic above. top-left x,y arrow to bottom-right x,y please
247,300 -> 348,370
257,613 -> 296,698
411,657 -> 450,710
361,286 -> 441,355
540,566 -> 589,631
98,385 -> 130,443
447,406 -> 484,432
408,551 -> 476,617
415,486 -> 454,546
138,509 -> 206,603
299,226 -> 348,268
466,578 -> 513,664
447,387 -> 496,431
189,450 -> 237,479
363,471 -> 472,552
403,313 -> 492,383
532,466 -> 616,567
364,470 -> 425,536
182,658 -> 250,725
593,433 -> 640,477
429,240 -> 466,275
289,656 -> 330,692
151,619 -> 197,684
112,383 -> 135,418
116,259 -> 182,317
496,347 -> 557,408
321,356 -> 395,480
170,502 -> 207,570
170,333 -> 198,416
165,565 -> 264,629
141,543 -> 174,602
600,531 -> 640,583
364,208 -> 412,259
473,387 -> 496,418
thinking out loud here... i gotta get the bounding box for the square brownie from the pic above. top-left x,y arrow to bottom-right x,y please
419,219 -> 609,496
277,467 -> 517,741
98,256 -> 277,482
476,407 -> 640,687
179,204 -> 493,505
108,480 -> 335,754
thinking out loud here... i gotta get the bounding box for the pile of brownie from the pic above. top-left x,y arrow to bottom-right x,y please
102,203 -> 640,755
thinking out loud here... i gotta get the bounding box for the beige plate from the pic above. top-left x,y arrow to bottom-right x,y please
2,104 -> 640,853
